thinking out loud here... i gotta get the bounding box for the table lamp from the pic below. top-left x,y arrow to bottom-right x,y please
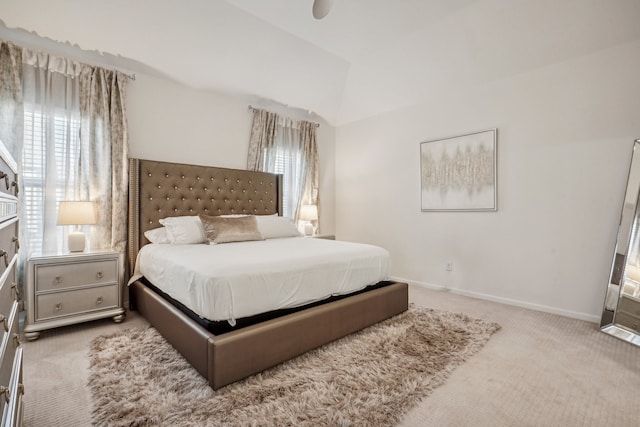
299,204 -> 318,236
57,201 -> 97,252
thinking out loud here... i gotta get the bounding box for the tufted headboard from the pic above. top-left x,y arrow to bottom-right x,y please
127,158 -> 282,274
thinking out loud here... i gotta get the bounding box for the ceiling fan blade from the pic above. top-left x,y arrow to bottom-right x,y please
312,0 -> 334,19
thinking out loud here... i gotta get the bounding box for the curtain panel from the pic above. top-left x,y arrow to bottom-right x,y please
247,109 -> 277,171
0,41 -> 23,159
78,66 -> 129,256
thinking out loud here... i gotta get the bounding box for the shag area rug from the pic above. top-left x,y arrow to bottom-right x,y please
88,306 -> 500,427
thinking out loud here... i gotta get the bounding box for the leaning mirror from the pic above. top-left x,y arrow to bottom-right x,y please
601,139 -> 640,346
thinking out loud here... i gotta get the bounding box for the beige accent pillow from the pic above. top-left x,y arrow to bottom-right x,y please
199,214 -> 264,244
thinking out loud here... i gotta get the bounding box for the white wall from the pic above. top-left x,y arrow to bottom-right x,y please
335,40 -> 640,322
127,74 -> 336,234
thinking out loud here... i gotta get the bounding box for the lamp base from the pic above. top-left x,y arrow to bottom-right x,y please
303,222 -> 314,236
68,231 -> 86,252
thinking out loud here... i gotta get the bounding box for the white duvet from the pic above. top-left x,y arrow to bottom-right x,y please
130,237 -> 390,325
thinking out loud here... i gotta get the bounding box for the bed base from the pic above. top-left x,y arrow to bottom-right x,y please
130,279 -> 408,390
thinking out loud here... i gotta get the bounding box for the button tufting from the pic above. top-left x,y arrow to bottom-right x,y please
148,173 -> 152,177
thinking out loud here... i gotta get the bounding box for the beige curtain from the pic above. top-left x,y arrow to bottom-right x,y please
247,108 -> 319,224
0,41 -> 23,159
247,109 -> 277,171
78,65 -> 129,255
297,120 -> 319,221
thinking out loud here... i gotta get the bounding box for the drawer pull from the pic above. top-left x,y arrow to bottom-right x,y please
0,386 -> 8,404
0,250 -> 7,267
12,236 -> 19,250
0,315 -> 7,332
54,276 -> 62,284
11,180 -> 17,195
96,296 -> 103,305
10,283 -> 19,301
13,333 -> 20,347
96,271 -> 103,279
54,302 -> 62,312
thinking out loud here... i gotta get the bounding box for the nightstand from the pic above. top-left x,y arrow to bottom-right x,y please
309,234 -> 335,240
24,250 -> 125,341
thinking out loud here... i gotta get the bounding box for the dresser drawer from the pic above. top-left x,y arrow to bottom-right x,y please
0,302 -> 19,399
1,347 -> 23,427
0,263 -> 16,325
0,155 -> 17,198
36,284 -> 118,321
0,220 -> 18,282
35,259 -> 118,292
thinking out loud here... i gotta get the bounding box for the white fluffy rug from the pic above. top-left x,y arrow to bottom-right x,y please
88,306 -> 500,427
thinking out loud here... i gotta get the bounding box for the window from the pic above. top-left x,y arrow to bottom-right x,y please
266,146 -> 304,218
22,104 -> 81,254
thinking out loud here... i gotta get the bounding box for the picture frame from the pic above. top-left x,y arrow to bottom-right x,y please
420,128 -> 497,211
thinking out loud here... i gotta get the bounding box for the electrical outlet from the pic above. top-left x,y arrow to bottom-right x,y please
446,262 -> 453,272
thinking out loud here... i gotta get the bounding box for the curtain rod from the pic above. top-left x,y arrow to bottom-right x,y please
2,38 -> 136,81
248,105 -> 320,128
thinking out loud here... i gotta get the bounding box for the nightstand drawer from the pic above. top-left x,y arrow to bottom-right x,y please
36,284 -> 118,321
35,259 -> 118,292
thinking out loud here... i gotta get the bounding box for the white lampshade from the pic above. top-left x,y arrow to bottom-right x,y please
57,201 -> 97,225
57,201 -> 97,252
299,205 -> 318,221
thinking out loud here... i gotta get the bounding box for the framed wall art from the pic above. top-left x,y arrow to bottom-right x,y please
420,128 -> 497,211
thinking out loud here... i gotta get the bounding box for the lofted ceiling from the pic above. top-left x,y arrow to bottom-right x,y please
1,0 -> 640,125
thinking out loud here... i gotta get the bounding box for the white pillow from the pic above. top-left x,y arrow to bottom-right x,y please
255,215 -> 302,239
158,216 -> 206,244
143,227 -> 170,244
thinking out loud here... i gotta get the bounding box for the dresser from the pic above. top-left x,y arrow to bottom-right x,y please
24,250 -> 125,341
0,141 -> 22,426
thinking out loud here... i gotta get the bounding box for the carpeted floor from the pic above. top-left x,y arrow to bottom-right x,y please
21,285 -> 640,426
87,306 -> 500,427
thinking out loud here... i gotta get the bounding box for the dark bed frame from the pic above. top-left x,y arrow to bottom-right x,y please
127,158 -> 408,390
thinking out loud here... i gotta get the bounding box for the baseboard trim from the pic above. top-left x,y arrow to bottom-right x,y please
393,276 -> 600,324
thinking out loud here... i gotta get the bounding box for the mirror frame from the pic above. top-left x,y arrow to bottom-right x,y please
601,139 -> 640,346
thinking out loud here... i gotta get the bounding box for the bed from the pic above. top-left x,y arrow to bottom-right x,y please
127,158 -> 408,390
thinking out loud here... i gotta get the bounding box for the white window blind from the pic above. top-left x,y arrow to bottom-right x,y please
22,104 -> 81,254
